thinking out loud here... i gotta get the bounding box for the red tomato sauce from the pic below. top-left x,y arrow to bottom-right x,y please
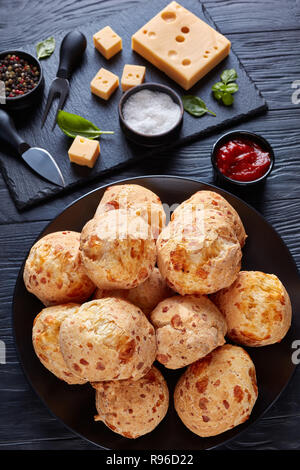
216,138 -> 271,182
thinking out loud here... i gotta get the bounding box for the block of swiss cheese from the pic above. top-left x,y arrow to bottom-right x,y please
132,1 -> 231,90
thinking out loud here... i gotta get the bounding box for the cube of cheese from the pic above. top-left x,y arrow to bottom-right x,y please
68,136 -> 100,168
121,64 -> 146,91
93,26 -> 122,59
91,68 -> 119,100
132,1 -> 231,90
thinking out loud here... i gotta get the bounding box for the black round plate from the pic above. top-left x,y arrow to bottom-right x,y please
13,176 -> 300,450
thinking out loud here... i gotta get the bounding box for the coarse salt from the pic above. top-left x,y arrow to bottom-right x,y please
122,89 -> 181,135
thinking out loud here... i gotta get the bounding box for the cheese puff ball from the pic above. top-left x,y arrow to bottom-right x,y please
92,366 -> 169,438
32,304 -> 87,385
212,271 -> 292,346
157,209 -> 242,295
151,295 -> 227,369
59,298 -> 157,382
95,184 -> 166,239
24,231 -> 96,306
80,209 -> 156,290
171,190 -> 247,247
93,267 -> 173,316
174,344 -> 258,437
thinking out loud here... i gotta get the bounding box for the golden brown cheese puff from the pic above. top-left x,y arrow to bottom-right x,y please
80,209 -> 156,290
174,344 -> 258,437
23,231 -> 96,306
151,295 -> 227,369
171,190 -> 246,247
95,184 -> 166,239
59,298 -> 157,382
157,209 -> 242,295
92,366 -> 169,439
93,267 -> 173,316
212,271 -> 292,346
32,304 -> 87,385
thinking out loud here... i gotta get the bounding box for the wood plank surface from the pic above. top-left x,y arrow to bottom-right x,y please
0,108 -> 299,224
230,30 -> 300,111
0,0 -> 299,451
204,0 -> 300,33
1,0 -> 299,48
1,196 -> 300,449
0,0 -> 266,209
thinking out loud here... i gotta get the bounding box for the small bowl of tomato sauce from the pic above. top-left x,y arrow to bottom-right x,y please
211,130 -> 274,187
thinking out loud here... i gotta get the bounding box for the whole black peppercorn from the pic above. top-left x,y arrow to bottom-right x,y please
0,54 -> 40,97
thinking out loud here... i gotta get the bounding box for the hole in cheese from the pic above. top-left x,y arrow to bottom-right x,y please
176,35 -> 185,43
214,46 -> 218,50
203,55 -> 208,58
182,58 -> 191,66
161,11 -> 176,22
168,50 -> 178,59
181,26 -> 190,33
205,50 -> 210,54
136,74 -> 140,78
143,30 -> 147,34
148,31 -> 156,38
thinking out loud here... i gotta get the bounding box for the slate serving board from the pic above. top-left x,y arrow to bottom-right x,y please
0,0 -> 267,210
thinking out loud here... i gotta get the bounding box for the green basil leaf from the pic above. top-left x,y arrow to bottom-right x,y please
212,68 -> 238,106
182,95 -> 216,117
225,82 -> 239,94
222,92 -> 234,106
221,68 -> 238,84
182,95 -> 207,116
57,110 -> 114,139
36,37 -> 55,60
211,82 -> 226,92
213,90 -> 224,101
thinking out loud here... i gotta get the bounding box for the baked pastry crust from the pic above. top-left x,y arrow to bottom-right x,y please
95,184 -> 166,239
151,295 -> 227,369
24,231 -> 95,306
59,298 -> 157,382
93,267 -> 172,316
92,366 -> 169,438
174,344 -> 258,437
32,304 -> 87,385
213,271 -> 292,346
157,208 -> 242,295
80,209 -> 156,290
171,190 -> 247,247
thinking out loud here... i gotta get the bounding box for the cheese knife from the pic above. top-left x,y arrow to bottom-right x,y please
0,109 -> 65,187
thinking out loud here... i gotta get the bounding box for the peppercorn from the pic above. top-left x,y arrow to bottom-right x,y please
0,54 -> 40,98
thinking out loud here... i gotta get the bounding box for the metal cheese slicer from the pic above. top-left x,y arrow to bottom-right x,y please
0,109 -> 65,186
41,31 -> 87,130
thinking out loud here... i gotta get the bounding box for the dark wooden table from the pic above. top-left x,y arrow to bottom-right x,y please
0,0 -> 299,450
